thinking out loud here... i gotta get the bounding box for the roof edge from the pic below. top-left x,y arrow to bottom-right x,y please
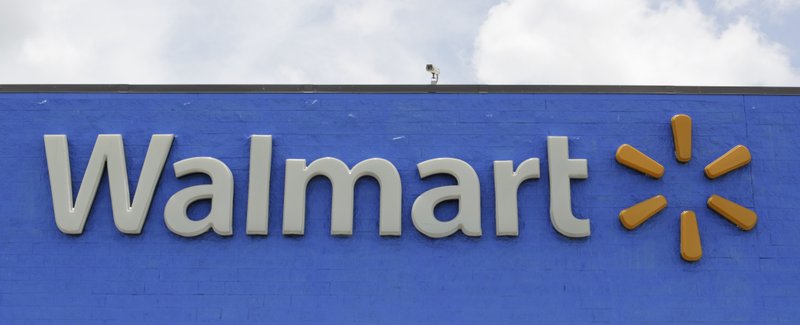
1,84 -> 799,95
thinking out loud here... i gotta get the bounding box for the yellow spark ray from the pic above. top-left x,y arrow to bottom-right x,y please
704,145 -> 751,179
616,144 -> 665,178
671,114 -> 692,163
707,194 -> 757,230
680,211 -> 703,262
619,195 -> 667,230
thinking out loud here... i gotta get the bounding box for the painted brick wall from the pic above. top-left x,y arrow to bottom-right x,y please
0,93 -> 798,323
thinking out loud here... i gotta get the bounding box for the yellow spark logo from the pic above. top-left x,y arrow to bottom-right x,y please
615,114 -> 757,262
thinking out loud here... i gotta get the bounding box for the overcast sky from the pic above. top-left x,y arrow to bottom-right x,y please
1,0 -> 799,85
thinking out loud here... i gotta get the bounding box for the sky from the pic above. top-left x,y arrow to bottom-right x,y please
1,0 -> 799,85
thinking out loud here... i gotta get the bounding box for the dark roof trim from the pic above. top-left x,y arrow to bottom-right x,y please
1,84 -> 799,95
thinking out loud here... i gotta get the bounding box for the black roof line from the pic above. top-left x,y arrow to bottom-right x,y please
1,84 -> 799,95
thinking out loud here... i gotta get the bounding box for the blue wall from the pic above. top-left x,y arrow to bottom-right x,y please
0,93 -> 798,323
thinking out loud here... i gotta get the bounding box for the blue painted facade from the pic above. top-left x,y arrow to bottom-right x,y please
0,92 -> 798,323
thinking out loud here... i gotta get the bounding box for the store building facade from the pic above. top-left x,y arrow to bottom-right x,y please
0,85 -> 798,323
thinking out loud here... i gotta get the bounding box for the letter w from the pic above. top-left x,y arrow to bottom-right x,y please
44,134 -> 173,234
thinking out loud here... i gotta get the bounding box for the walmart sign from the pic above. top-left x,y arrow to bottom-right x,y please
45,134 -> 588,238
43,115 -> 756,262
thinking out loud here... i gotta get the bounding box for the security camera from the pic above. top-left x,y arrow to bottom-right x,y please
426,64 -> 440,85
425,64 -> 440,75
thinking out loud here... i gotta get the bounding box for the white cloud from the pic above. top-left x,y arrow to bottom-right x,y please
716,0 -> 752,11
716,0 -> 800,12
473,0 -> 800,85
2,0 -> 799,85
0,0 -> 493,84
